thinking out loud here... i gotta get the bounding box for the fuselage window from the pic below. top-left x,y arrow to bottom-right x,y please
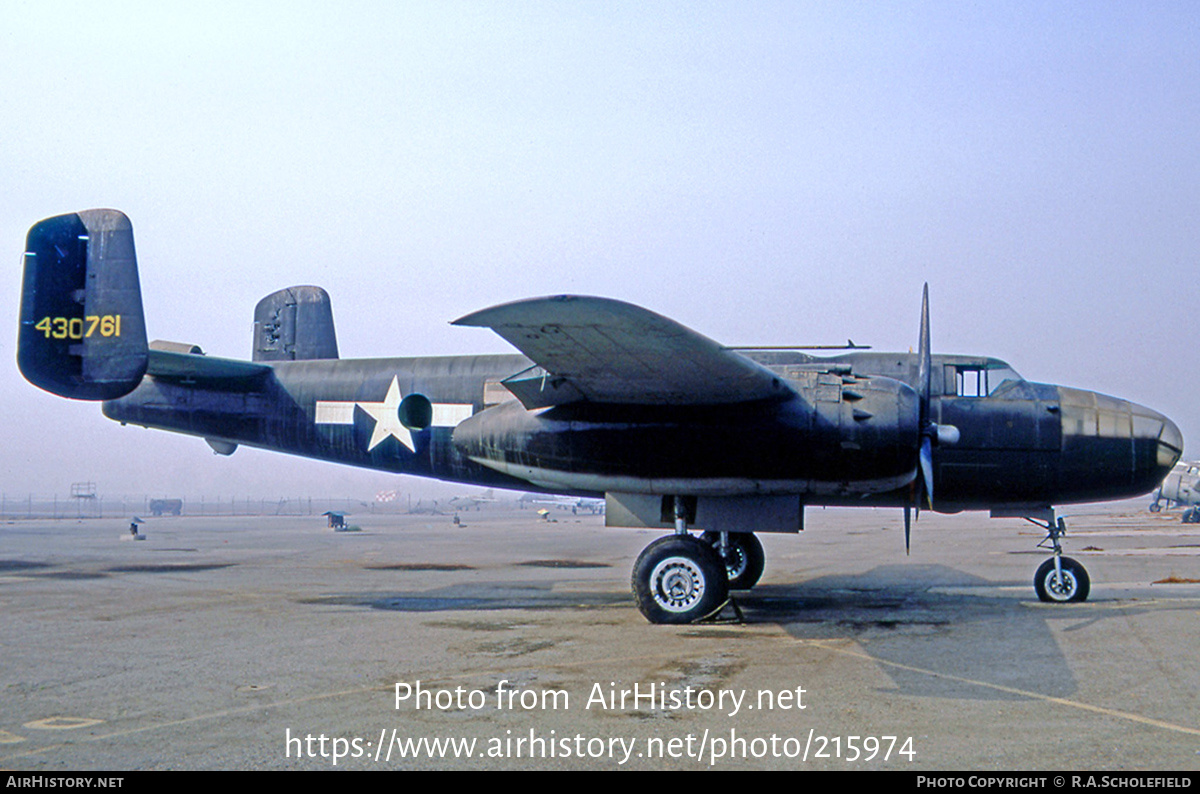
957,367 -> 985,397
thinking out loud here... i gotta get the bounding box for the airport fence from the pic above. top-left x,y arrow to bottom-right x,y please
0,494 -> 439,521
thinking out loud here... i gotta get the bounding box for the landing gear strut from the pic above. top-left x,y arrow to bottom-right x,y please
1029,511 -> 1090,603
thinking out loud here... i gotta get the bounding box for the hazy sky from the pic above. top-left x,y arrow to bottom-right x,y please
2,1 -> 1198,499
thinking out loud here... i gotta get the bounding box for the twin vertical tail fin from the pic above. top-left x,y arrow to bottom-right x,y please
18,209 -> 148,400
252,286 -> 339,362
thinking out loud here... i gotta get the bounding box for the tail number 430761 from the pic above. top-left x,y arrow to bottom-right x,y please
34,315 -> 122,340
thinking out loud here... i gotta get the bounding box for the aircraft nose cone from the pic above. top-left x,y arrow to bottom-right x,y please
1130,401 -> 1183,490
1153,410 -> 1184,472
1159,412 -> 1184,454
1058,389 -> 1182,501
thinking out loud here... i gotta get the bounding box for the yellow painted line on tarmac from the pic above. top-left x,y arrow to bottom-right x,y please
23,717 -> 104,730
5,631 -> 1199,765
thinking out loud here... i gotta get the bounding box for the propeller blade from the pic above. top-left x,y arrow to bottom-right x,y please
904,502 -> 911,555
918,283 -> 931,426
906,284 -> 935,551
920,435 -> 934,508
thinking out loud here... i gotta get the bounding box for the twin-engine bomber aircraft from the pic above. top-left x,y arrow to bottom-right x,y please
18,210 -> 1184,623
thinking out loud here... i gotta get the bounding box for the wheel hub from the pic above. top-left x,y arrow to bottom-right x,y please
650,556 -> 706,612
723,545 -> 748,579
1045,569 -> 1076,599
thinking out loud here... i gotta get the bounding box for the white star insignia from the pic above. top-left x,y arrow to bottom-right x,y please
357,376 -> 414,452
314,378 -> 474,453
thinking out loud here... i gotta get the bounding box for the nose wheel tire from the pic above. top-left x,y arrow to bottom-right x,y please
632,535 -> 729,624
1034,556 -> 1090,603
700,531 -> 765,590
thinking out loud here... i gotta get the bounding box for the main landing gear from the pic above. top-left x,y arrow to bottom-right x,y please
1029,511 -> 1090,603
632,535 -> 728,624
631,497 -> 765,624
700,531 -> 764,590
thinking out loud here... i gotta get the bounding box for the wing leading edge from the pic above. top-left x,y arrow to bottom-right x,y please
452,295 -> 791,408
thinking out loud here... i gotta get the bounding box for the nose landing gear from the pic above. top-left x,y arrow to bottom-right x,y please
1034,556 -> 1089,602
1029,511 -> 1090,603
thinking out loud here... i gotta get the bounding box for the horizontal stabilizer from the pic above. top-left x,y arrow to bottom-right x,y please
18,209 -> 148,400
453,295 -> 791,406
147,349 -> 273,389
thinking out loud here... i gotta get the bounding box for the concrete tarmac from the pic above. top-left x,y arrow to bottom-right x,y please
1,504 -> 1198,770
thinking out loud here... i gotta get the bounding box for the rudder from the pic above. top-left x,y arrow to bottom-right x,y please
18,209 -> 148,400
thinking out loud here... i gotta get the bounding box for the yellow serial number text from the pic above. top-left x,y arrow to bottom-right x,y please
34,315 -> 122,340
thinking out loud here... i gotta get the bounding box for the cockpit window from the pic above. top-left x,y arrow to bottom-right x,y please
948,361 -> 1023,397
985,363 -> 1022,395
956,367 -> 986,397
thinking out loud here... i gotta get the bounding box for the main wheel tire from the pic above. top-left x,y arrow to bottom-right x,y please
1149,502 -> 1162,513
700,531 -> 765,590
632,535 -> 729,624
1034,556 -> 1090,603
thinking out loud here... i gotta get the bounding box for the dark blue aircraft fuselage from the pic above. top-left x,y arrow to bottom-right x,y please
102,352 -> 1181,512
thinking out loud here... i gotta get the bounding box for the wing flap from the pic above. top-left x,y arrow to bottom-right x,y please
453,295 -> 790,406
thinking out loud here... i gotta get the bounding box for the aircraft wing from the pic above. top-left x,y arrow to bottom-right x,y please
452,295 -> 791,407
